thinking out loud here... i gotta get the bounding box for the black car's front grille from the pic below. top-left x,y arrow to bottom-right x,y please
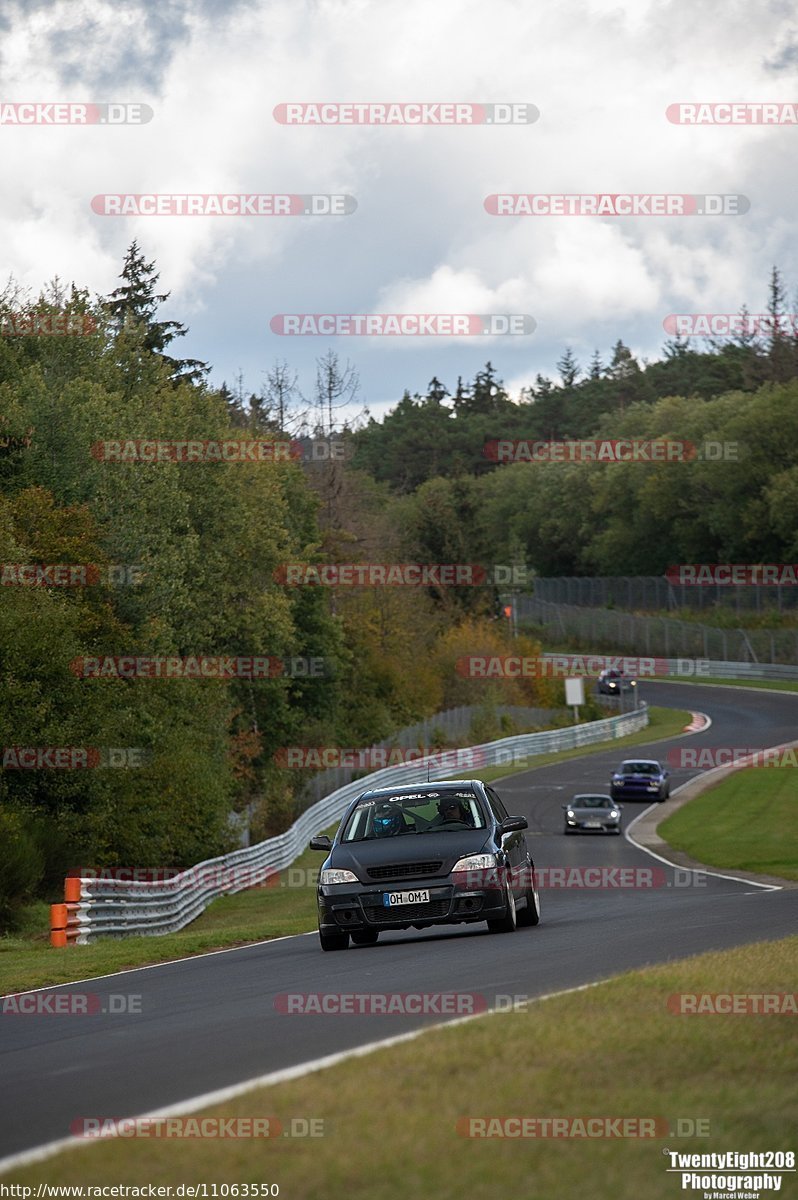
361,899 -> 450,924
365,861 -> 443,881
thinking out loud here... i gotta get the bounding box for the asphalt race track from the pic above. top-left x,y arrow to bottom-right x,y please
2,681 -> 797,1162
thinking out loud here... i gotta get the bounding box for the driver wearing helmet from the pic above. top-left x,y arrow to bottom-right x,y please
432,796 -> 474,828
372,801 -> 409,837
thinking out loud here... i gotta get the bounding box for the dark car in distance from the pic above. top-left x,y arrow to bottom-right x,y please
563,794 -> 623,834
610,759 -> 670,802
309,780 -> 540,950
597,668 -> 637,695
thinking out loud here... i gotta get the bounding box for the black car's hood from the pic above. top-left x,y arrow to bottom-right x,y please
330,830 -> 494,881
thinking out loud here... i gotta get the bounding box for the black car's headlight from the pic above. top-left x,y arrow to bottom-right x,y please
453,854 -> 498,872
320,868 -> 359,885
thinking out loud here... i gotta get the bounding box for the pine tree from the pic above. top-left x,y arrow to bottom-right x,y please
765,265 -> 793,382
556,347 -> 580,388
105,241 -> 208,384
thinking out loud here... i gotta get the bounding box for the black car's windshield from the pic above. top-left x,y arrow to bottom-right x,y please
342,790 -> 487,841
575,796 -> 612,808
621,762 -> 659,775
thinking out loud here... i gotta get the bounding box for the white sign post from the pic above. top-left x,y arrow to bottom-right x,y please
564,677 -> 585,725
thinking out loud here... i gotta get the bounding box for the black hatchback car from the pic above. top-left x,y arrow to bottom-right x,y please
309,780 -> 540,950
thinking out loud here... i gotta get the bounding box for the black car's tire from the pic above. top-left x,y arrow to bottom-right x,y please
516,869 -> 541,927
350,929 -> 379,946
487,880 -> 517,933
319,929 -> 350,951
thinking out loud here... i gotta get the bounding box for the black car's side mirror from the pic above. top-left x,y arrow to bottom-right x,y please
309,835 -> 333,851
499,816 -> 528,836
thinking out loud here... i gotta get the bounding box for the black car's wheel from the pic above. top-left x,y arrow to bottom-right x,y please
487,879 -> 517,933
516,868 -> 540,927
350,929 -> 379,946
319,929 -> 350,951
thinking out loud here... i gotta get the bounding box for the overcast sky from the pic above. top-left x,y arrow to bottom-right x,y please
2,0 -> 797,422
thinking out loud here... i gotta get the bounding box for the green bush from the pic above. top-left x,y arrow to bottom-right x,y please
0,807 -> 45,931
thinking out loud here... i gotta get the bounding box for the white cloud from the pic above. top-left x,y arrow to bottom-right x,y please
0,0 -> 795,402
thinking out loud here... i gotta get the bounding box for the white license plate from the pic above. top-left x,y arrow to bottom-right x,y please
584,821 -> 603,829
383,890 -> 430,907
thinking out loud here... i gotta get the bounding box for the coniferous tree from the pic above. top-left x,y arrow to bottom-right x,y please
105,240 -> 208,384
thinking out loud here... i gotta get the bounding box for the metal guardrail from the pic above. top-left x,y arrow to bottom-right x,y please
665,660 -> 798,680
538,652 -> 798,682
50,706 -> 649,944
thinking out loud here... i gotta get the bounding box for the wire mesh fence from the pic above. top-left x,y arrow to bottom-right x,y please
514,597 -> 798,664
290,703 -> 568,813
532,575 -> 798,614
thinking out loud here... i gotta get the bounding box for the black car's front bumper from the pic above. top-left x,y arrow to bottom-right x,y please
610,784 -> 663,800
318,878 -> 510,932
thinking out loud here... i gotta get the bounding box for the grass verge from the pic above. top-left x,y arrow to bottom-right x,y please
0,834 -> 329,995
454,704 -> 690,784
659,765 -> 798,880
4,935 -> 796,1197
1,707 -> 689,994
647,677 -> 798,693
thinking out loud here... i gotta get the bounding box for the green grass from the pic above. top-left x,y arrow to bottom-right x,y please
648,676 -> 798,693
0,833 -> 329,995
4,935 -> 796,1197
455,704 -> 691,784
659,766 -> 798,880
1,707 -> 690,994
